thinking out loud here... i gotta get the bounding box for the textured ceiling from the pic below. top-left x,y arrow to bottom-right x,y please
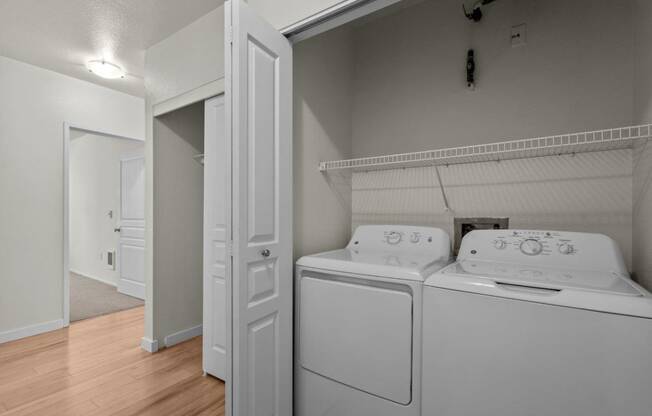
0,0 -> 224,97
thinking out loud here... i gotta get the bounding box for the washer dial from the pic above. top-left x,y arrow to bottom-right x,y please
520,238 -> 543,256
558,243 -> 574,254
493,240 -> 506,249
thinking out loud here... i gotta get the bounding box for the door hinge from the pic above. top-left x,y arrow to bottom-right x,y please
227,241 -> 234,257
227,27 -> 233,44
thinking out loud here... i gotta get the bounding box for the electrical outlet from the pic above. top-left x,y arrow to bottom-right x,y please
511,23 -> 526,47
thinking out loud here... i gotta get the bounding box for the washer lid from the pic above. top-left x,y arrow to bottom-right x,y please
297,248 -> 450,281
426,261 -> 652,318
445,260 -> 642,296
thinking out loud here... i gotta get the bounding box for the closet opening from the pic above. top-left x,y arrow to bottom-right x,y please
150,95 -> 226,386
289,1 -> 652,415
293,0 -> 641,277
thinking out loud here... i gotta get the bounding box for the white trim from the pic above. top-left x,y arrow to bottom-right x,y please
118,279 -> 146,300
0,319 -> 64,345
164,325 -> 203,348
281,0 -> 403,43
63,123 -> 70,327
70,269 -> 118,287
224,6 -> 234,416
120,150 -> 146,162
141,337 -> 159,353
153,78 -> 225,117
67,124 -> 145,142
63,122 -> 144,328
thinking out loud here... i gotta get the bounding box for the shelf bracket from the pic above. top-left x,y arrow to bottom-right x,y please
634,137 -> 652,212
434,165 -> 451,212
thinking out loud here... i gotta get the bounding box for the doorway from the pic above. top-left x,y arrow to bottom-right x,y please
64,126 -> 145,324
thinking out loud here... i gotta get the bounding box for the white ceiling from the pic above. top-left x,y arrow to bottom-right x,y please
0,0 -> 223,97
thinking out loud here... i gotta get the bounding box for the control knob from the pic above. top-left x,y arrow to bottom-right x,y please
493,240 -> 506,249
520,238 -> 543,256
386,231 -> 402,245
558,243 -> 574,255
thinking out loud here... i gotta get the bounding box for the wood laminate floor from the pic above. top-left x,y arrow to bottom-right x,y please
0,307 -> 225,416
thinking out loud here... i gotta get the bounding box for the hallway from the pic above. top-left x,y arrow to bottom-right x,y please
0,307 -> 224,415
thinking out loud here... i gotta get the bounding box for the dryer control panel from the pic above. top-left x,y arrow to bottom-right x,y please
347,225 -> 451,258
458,229 -> 627,274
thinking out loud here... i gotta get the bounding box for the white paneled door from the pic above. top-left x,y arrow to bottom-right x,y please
117,154 -> 146,300
226,0 -> 293,414
203,95 -> 227,380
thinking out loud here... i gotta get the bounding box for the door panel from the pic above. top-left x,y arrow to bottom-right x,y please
423,287 -> 652,416
204,95 -> 228,380
247,40 -> 277,244
226,0 -> 293,414
118,155 -> 145,299
299,275 -> 413,404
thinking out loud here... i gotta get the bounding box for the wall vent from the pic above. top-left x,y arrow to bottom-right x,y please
105,249 -> 116,270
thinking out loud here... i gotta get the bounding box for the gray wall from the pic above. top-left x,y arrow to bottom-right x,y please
0,56 -> 144,341
153,102 -> 204,344
294,26 -> 355,259
145,6 -> 224,105
352,0 -> 634,156
343,0 -> 635,269
633,0 -> 652,288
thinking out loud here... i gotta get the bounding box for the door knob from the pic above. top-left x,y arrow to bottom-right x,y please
261,248 -> 271,258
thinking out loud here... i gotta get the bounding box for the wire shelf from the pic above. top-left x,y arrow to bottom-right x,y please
319,124 -> 652,172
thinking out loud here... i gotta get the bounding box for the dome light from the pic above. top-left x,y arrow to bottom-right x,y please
86,60 -> 125,79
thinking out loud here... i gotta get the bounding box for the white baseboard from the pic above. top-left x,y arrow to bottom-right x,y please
70,269 -> 117,287
0,319 -> 64,345
118,279 -> 145,300
141,337 -> 159,353
164,325 -> 203,348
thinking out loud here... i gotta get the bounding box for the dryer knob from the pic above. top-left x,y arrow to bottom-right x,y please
386,231 -> 402,245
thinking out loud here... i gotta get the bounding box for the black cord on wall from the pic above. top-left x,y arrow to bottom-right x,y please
463,0 -> 498,22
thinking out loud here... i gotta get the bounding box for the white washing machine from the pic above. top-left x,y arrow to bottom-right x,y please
295,225 -> 451,416
423,229 -> 652,416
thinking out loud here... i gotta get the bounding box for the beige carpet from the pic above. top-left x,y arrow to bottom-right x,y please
70,272 -> 144,322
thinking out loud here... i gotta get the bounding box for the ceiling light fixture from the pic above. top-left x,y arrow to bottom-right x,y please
86,60 -> 125,79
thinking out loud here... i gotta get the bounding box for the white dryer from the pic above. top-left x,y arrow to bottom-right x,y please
423,229 -> 652,416
295,225 -> 451,416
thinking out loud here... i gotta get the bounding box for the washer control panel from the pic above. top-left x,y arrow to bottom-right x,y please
458,229 -> 627,274
484,230 -> 578,257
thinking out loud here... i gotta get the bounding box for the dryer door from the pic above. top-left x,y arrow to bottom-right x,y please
298,272 -> 413,404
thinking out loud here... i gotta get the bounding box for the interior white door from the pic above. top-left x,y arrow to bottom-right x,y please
203,95 -> 227,380
118,154 -> 146,299
226,0 -> 293,414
